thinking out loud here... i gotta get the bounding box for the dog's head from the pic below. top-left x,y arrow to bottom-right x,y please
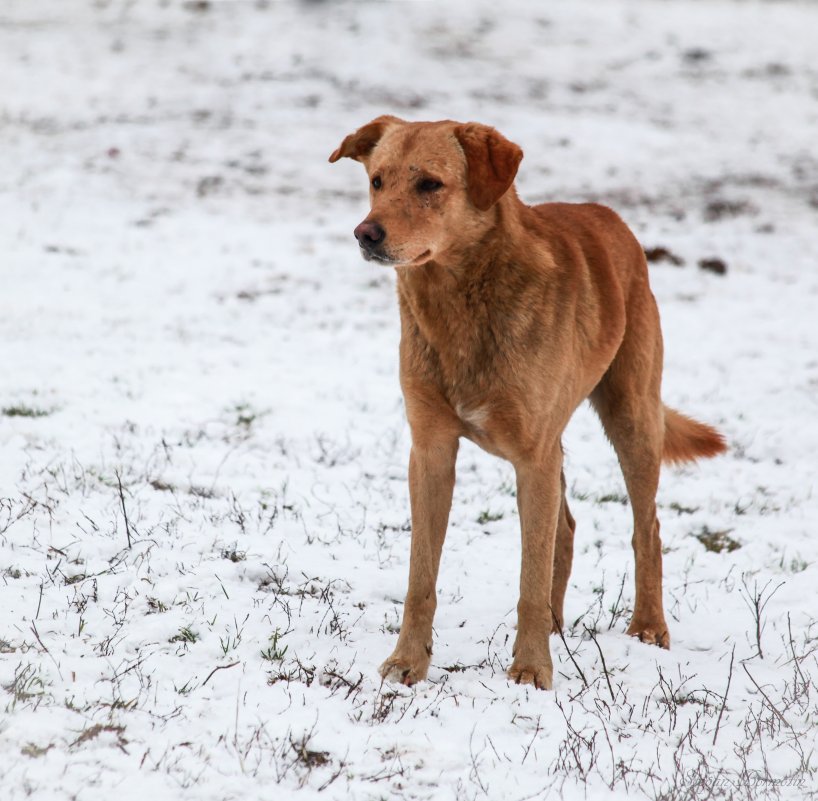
329,117 -> 523,266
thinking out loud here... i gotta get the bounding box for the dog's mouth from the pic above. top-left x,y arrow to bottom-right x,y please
361,248 -> 431,267
361,249 -> 395,265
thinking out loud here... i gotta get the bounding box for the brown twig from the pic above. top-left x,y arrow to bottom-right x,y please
742,663 -> 791,729
115,469 -> 133,549
552,605 -> 588,688
35,581 -> 44,620
584,625 -> 615,702
202,660 -> 240,686
713,645 -> 735,745
31,622 -> 63,680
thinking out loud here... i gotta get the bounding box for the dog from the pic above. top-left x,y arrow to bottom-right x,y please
329,117 -> 726,690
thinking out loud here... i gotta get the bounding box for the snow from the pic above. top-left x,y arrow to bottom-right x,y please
1,0 -> 817,799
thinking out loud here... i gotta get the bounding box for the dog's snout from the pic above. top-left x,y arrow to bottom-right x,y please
354,221 -> 385,250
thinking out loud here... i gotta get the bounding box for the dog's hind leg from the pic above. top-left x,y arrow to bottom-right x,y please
590,298 -> 670,648
550,468 -> 576,634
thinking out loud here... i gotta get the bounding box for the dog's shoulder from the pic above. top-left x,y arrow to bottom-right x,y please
523,202 -> 642,268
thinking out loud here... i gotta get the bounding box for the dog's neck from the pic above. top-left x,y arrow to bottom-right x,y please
393,189 -> 539,384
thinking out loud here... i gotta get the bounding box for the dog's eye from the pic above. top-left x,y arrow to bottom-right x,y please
417,178 -> 443,193
371,176 -> 382,190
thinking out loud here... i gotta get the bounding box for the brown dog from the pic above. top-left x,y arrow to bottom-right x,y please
329,117 -> 726,690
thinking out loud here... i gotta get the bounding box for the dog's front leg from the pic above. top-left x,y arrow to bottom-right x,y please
508,446 -> 562,690
380,436 -> 459,686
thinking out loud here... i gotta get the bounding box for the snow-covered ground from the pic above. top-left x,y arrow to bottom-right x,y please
1,1 -> 817,798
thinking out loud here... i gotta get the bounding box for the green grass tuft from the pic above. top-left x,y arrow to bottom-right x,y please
695,526 -> 741,553
2,405 -> 51,418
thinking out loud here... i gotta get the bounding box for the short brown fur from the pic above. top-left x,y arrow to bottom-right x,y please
330,117 -> 726,690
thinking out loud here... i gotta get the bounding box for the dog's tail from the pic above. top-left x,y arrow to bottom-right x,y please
662,405 -> 727,464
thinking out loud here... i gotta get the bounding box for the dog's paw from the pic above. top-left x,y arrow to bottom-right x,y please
626,620 -> 670,649
379,652 -> 430,687
507,661 -> 553,691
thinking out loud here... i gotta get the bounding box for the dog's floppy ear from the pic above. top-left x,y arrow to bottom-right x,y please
454,123 -> 523,211
328,115 -> 403,163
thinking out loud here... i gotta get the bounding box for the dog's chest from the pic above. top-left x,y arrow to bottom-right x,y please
397,270 -> 549,451
453,399 -> 490,431
412,311 -> 503,399
403,308 -> 531,448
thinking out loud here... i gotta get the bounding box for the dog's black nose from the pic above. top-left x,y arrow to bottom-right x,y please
354,221 -> 385,250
